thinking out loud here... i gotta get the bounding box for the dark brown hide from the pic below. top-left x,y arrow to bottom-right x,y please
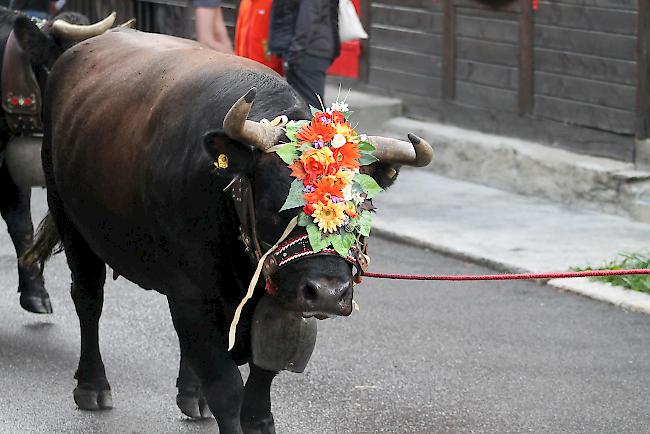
46,28 -> 305,299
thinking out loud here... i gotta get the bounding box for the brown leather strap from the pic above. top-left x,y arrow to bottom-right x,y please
1,30 -> 42,134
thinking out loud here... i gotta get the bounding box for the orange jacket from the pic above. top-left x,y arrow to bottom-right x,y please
235,0 -> 284,75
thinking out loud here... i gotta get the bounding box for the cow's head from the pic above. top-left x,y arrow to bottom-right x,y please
204,88 -> 433,320
12,11 -> 116,84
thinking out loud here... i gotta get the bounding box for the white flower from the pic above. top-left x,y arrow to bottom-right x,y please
332,133 -> 347,148
359,134 -> 368,142
330,101 -> 349,113
342,184 -> 353,201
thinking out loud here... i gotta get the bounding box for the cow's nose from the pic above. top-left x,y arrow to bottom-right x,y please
301,278 -> 353,316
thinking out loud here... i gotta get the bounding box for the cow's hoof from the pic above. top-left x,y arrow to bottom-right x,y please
19,291 -> 53,314
242,414 -> 276,434
73,386 -> 113,410
176,389 -> 212,419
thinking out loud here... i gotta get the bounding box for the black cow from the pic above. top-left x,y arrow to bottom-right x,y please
0,8 -> 115,313
28,28 -> 432,433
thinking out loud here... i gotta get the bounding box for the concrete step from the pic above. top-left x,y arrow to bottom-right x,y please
324,85 -> 402,134
378,117 -> 650,223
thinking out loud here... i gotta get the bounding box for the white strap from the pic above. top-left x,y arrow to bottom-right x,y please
228,216 -> 298,351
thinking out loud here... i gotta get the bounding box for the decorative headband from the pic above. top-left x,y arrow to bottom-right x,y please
274,101 -> 381,257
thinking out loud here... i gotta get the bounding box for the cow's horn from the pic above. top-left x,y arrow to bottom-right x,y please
367,133 -> 433,167
119,18 -> 136,28
223,88 -> 285,152
52,11 -> 116,41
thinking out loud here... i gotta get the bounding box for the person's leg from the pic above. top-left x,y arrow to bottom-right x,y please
285,55 -> 331,109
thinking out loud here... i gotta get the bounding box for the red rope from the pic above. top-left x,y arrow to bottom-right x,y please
364,269 -> 650,281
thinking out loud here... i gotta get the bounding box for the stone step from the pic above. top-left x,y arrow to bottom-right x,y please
324,85 -> 402,133
378,117 -> 650,223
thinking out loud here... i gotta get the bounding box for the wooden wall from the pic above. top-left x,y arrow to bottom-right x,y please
364,0 -> 641,161
367,1 -> 443,106
533,0 -> 638,135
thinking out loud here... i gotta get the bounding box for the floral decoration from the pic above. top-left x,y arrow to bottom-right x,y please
275,101 -> 382,257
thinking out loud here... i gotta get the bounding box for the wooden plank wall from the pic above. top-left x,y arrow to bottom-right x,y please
367,1 -> 443,106
533,0 -> 638,135
367,0 -> 640,158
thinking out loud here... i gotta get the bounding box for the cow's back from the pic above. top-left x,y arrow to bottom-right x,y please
44,28 -> 304,294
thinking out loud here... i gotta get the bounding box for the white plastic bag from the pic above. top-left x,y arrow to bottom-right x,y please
339,0 -> 368,42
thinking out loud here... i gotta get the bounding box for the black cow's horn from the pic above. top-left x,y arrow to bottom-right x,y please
52,11 -> 116,41
367,133 -> 433,167
223,88 -> 285,152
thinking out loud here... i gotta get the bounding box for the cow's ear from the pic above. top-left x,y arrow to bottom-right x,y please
13,16 -> 55,65
359,162 -> 400,190
203,129 -> 257,177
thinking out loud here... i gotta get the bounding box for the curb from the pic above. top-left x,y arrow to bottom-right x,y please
373,226 -> 650,316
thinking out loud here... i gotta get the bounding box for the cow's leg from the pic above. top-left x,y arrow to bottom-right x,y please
168,298 -> 244,434
241,364 -> 278,434
67,240 -> 111,410
48,189 -> 111,410
175,344 -> 212,419
0,164 -> 52,314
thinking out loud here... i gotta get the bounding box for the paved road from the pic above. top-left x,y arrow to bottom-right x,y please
1,190 -> 649,433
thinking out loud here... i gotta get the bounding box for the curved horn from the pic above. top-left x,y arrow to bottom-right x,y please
223,88 -> 285,152
367,133 -> 433,167
119,18 -> 136,29
52,11 -> 116,41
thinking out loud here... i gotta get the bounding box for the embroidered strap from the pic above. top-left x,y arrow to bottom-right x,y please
1,31 -> 42,134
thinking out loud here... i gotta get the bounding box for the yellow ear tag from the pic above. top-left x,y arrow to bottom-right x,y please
214,154 -> 229,169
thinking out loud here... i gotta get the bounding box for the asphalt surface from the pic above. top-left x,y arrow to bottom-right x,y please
1,191 -> 650,433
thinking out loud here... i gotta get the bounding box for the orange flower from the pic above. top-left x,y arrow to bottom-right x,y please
333,142 -> 360,170
296,120 -> 335,144
305,176 -> 343,204
301,147 -> 335,180
325,170 -> 349,191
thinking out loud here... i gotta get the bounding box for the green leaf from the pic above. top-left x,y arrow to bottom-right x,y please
297,211 -> 311,227
275,142 -> 298,165
358,153 -> 378,166
307,223 -> 330,252
358,141 -> 376,152
284,119 -> 309,142
353,173 -> 383,199
330,232 -> 356,257
358,211 -> 373,237
279,179 -> 306,211
309,105 -> 321,116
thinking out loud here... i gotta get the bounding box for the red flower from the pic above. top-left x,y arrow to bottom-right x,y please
330,111 -> 346,124
303,203 -> 315,216
326,162 -> 340,175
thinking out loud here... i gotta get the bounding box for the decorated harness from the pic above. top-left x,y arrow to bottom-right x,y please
1,22 -> 46,135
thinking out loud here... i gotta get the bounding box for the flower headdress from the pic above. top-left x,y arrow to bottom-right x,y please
274,100 -> 382,257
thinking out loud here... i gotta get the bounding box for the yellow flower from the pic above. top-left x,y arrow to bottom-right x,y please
334,122 -> 358,143
312,201 -> 346,233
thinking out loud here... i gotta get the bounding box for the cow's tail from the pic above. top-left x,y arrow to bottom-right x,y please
21,213 -> 63,272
